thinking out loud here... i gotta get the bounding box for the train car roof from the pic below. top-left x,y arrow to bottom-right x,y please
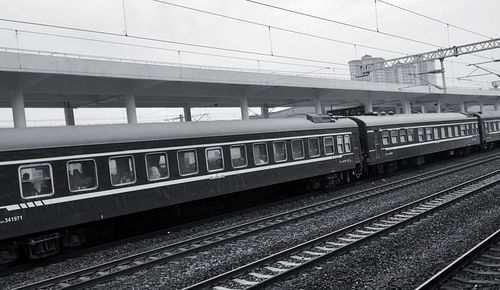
350,113 -> 473,127
0,117 -> 357,152
477,111 -> 500,119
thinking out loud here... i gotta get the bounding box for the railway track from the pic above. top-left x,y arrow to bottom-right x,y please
11,153 -> 500,290
185,170 -> 500,290
416,229 -> 500,290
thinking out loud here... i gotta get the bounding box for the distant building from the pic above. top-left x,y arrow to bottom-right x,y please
348,55 -> 437,86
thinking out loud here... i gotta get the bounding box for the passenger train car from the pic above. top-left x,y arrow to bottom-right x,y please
473,111 -> 500,146
349,113 -> 481,174
0,116 -> 360,263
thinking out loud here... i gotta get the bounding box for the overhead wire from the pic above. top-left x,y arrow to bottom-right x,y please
0,17 -> 347,67
0,27 -> 349,71
245,0 -> 494,61
377,0 -> 493,40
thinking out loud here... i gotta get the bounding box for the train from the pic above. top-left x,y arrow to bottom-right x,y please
1,111 -> 500,264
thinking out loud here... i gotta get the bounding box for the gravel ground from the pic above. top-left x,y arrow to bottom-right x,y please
2,149 -> 500,289
273,184 -> 500,289
101,154 -> 500,289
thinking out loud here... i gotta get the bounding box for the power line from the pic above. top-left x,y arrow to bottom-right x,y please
377,0 -> 493,39
0,27 -> 350,71
151,1 -> 488,74
0,17 -> 347,67
153,0 -> 407,56
245,0 -> 493,61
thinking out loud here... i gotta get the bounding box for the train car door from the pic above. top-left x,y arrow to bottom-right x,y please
374,129 -> 382,158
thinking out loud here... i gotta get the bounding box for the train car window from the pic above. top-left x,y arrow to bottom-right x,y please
308,138 -> 321,157
433,128 -> 440,140
344,135 -> 352,152
425,128 -> 432,140
440,127 -> 447,139
391,130 -> 398,144
497,122 -> 500,131
448,126 -> 453,137
407,129 -> 414,142
177,150 -> 199,176
67,160 -> 98,192
291,139 -> 305,160
336,136 -> 344,154
418,128 -> 424,142
382,131 -> 390,145
206,148 -> 224,172
146,153 -> 169,181
253,143 -> 269,165
109,156 -> 136,186
399,129 -> 407,143
460,124 -> 466,136
273,141 -> 288,162
454,126 -> 460,136
19,164 -> 54,199
230,145 -> 247,168
324,137 -> 335,155
466,124 -> 471,134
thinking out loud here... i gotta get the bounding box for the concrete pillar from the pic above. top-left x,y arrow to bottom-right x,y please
395,105 -> 401,114
479,99 -> 484,113
364,97 -> 373,113
125,93 -> 137,124
314,97 -> 322,114
11,91 -> 26,128
240,96 -> 249,120
436,99 -> 442,113
64,102 -> 75,126
495,100 -> 500,111
261,104 -> 269,119
402,97 -> 411,114
420,105 -> 426,113
183,106 -> 192,122
460,101 -> 466,113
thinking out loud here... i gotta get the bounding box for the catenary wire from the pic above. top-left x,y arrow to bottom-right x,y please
377,0 -> 493,39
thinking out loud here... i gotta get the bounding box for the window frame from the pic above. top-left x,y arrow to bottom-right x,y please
407,129 -> 414,142
399,129 -> 407,143
308,138 -> 321,157
440,127 -> 447,139
177,149 -> 199,176
18,163 -> 55,200
425,128 -> 433,140
109,155 -> 137,187
324,136 -> 335,155
390,130 -> 399,144
382,131 -> 390,145
344,135 -> 352,152
66,159 -> 99,193
230,144 -> 248,168
336,135 -> 344,154
418,128 -> 424,142
145,152 -> 170,182
253,142 -> 269,166
205,147 -> 225,173
273,141 -> 288,163
291,139 -> 305,160
433,127 -> 440,140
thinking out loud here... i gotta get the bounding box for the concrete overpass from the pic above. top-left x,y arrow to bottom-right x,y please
1,47 -> 500,127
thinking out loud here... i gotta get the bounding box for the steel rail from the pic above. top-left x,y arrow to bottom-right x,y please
185,171 -> 500,290
12,153 -> 500,290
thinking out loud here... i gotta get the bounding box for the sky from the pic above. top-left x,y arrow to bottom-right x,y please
0,0 -> 499,126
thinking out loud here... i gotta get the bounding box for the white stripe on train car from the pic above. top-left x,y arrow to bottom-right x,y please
0,132 -> 354,167
0,153 -> 355,212
382,135 -> 475,151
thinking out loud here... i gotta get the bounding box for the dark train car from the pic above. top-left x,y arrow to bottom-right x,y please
0,116 -> 361,263
349,113 -> 480,173
473,111 -> 500,146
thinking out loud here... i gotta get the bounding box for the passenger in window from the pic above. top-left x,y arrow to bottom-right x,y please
21,173 -> 39,195
148,166 -> 161,180
258,152 -> 268,164
120,171 -> 133,184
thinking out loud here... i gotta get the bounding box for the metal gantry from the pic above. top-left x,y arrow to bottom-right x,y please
359,38 -> 500,93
